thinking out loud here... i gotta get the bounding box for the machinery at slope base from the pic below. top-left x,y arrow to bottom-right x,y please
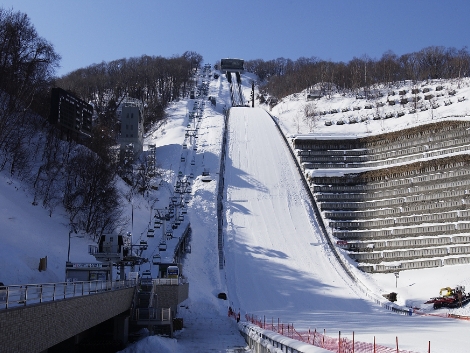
425,285 -> 470,309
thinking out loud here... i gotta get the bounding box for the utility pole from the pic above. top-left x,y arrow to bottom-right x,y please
67,223 -> 77,263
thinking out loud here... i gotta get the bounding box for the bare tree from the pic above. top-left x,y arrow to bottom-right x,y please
0,8 -> 59,177
64,148 -> 122,234
0,8 -> 60,113
418,46 -> 448,80
302,102 -> 319,132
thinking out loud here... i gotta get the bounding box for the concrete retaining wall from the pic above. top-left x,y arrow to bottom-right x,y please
154,283 -> 189,316
0,287 -> 134,353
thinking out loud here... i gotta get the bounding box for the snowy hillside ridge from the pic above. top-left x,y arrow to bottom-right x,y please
269,78 -> 470,137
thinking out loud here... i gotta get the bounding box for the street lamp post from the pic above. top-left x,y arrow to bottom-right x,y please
394,272 -> 399,288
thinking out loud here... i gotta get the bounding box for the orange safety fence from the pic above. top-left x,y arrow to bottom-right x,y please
412,308 -> 470,321
243,313 -> 422,353
227,307 -> 241,322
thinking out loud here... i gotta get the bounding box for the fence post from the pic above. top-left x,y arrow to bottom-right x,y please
5,287 -> 9,309
396,336 -> 399,353
428,340 -> 431,353
353,331 -> 355,353
374,336 -> 376,353
339,331 -> 341,353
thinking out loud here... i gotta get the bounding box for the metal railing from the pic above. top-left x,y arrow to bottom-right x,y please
134,307 -> 171,322
152,277 -> 187,286
0,279 -> 136,310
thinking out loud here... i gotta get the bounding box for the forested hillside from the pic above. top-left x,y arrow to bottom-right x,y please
0,8 -> 202,237
56,51 -> 202,133
247,46 -> 470,100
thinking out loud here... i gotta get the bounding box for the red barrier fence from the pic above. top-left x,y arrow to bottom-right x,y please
243,313 -> 424,353
412,308 -> 470,321
228,307 -> 240,322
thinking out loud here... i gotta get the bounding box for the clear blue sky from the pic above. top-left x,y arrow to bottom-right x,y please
2,0 -> 469,77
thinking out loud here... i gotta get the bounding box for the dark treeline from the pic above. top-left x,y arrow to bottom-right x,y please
0,7 -> 59,180
56,51 -> 202,134
0,8 -> 204,236
0,7 -> 124,235
246,46 -> 470,99
0,7 -> 204,236
0,9 -> 60,118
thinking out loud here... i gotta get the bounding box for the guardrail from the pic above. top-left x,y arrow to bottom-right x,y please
134,307 -> 171,321
173,223 -> 191,263
152,278 -> 187,285
217,108 -> 229,269
240,322 -> 331,353
0,279 -> 136,310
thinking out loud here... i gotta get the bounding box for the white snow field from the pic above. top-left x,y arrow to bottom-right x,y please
3,70 -> 470,352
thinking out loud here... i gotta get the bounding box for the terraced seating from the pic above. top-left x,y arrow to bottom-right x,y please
320,189 -> 467,208
334,223 -> 459,240
329,211 -> 465,230
296,121 -> 470,170
347,236 -> 453,251
296,120 -> 470,272
301,142 -> 470,169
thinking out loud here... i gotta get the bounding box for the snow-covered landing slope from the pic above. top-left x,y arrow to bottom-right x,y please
224,107 -> 361,313
223,107 -> 470,353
